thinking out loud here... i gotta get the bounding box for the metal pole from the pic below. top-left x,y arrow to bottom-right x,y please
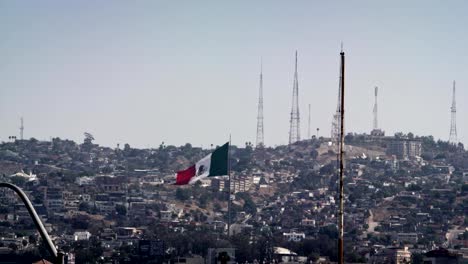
227,136 -> 232,238
338,48 -> 345,264
0,182 -> 64,264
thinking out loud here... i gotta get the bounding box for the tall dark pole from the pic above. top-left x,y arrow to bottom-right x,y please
338,48 -> 345,264
227,136 -> 232,238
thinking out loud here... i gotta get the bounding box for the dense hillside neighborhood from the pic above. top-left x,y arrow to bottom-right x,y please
0,134 -> 467,263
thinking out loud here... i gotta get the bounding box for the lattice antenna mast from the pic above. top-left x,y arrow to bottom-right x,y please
449,80 -> 457,144
289,51 -> 301,144
308,104 -> 311,139
373,86 -> 378,130
331,49 -> 343,145
20,117 -> 24,140
256,58 -> 264,148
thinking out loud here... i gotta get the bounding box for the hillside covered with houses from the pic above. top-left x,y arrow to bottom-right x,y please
0,133 -> 467,263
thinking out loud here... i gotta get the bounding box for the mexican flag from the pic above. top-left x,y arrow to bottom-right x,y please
175,142 -> 229,185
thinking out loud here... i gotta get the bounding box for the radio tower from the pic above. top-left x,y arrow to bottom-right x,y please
20,117 -> 24,140
373,87 -> 378,130
449,80 -> 457,144
331,48 -> 343,145
256,59 -> 264,148
308,104 -> 311,139
289,51 -> 300,144
370,86 -> 384,136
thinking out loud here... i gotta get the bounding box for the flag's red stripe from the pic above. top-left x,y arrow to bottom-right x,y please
175,165 -> 196,185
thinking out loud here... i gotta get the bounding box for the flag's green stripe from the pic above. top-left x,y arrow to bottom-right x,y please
208,142 -> 229,176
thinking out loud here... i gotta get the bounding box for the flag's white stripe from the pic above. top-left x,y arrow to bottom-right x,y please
188,153 -> 212,184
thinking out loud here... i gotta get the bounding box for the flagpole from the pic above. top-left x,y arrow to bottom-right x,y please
227,135 -> 232,238
338,46 -> 345,264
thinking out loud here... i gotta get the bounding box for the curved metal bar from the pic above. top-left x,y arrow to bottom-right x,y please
0,182 -> 59,261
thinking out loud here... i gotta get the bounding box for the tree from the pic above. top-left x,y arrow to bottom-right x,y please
241,194 -> 257,215
214,202 -> 222,212
8,242 -> 18,251
71,217 -> 90,230
79,202 -> 90,212
217,251 -> 231,264
411,253 -> 424,264
0,205 -> 9,214
124,143 -> 131,152
199,193 -> 209,208
115,204 -> 127,216
159,142 -> 165,150
462,184 -> 468,194
344,133 -> 354,143
320,163 -> 335,175
230,233 -> 251,262
182,143 -> 193,153
310,149 -> 318,159
175,188 -> 190,201
101,166 -> 113,174
407,184 -> 422,191
394,132 -> 404,139
74,237 -> 103,264
28,235 -> 37,245
10,176 -> 26,186
245,142 -> 253,151
308,252 -> 320,262
83,132 -> 94,144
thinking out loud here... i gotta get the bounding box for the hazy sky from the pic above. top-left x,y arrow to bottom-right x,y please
1,1 -> 467,148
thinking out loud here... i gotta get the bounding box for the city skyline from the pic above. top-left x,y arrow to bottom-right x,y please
1,1 -> 467,148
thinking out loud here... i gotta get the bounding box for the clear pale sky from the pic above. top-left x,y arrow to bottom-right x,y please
1,1 -> 467,148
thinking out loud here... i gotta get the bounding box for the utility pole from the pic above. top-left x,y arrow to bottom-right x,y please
338,46 -> 345,264
227,136 -> 232,238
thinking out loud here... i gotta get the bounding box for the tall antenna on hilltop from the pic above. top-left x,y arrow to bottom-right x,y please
20,117 -> 24,140
289,51 -> 300,144
373,86 -> 378,130
331,46 -> 344,145
308,104 -> 311,139
256,58 -> 264,148
449,80 -> 457,144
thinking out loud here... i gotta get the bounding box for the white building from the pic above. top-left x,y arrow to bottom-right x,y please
73,231 -> 91,241
283,231 -> 305,242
